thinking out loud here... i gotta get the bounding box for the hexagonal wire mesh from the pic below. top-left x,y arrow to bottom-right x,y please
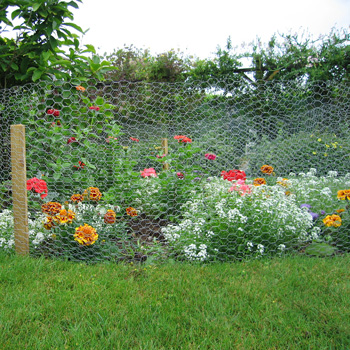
1,78 -> 350,262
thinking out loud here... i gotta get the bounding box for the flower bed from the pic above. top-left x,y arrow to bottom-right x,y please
1,85 -> 350,262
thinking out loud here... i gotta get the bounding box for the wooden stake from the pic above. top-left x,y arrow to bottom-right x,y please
161,138 -> 169,170
10,124 -> 29,255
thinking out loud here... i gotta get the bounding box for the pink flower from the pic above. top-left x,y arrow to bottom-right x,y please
141,168 -> 157,178
27,177 -> 48,199
156,154 -> 167,158
106,136 -> 118,143
221,170 -> 246,182
177,172 -> 184,179
229,179 -> 252,196
67,137 -> 78,144
89,106 -> 100,111
205,153 -> 217,160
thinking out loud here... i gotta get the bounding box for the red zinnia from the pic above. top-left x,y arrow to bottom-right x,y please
130,137 -> 139,142
177,172 -> 184,179
141,168 -> 157,178
174,135 -> 192,143
89,106 -> 100,111
67,137 -> 78,144
221,170 -> 246,182
27,177 -> 48,199
73,161 -> 85,170
205,153 -> 217,160
47,109 -> 60,116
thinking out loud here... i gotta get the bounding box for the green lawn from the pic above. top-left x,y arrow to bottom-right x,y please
0,254 -> 349,349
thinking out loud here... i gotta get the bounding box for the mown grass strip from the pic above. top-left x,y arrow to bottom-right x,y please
0,254 -> 349,349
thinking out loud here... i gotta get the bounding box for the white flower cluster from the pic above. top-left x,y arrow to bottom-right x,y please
0,210 -> 50,249
183,243 -> 208,262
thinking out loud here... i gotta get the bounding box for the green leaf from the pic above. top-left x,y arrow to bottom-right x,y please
64,22 -> 83,33
95,96 -> 104,106
32,69 -> 44,82
53,173 -> 61,180
32,3 -> 41,11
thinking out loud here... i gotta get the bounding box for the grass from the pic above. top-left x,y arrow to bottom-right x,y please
0,254 -> 349,349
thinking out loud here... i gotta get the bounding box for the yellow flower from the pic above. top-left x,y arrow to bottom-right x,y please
335,209 -> 345,214
126,207 -> 138,217
323,215 -> 342,228
260,165 -> 274,175
104,209 -> 116,224
41,202 -> 62,215
83,187 -> 102,201
317,138 -> 322,142
332,142 -> 337,148
71,194 -> 83,203
324,153 -> 328,157
312,151 -> 317,155
277,178 -> 290,188
43,216 -> 56,230
325,144 -> 330,148
253,178 -> 267,186
337,189 -> 350,200
74,224 -> 98,246
53,209 -> 76,224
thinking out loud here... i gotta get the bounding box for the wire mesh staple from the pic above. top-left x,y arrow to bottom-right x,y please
1,78 -> 350,262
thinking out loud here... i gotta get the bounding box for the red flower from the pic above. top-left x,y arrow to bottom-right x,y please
89,106 -> 100,111
27,177 -> 48,199
47,109 -> 60,116
73,161 -> 85,170
177,172 -> 184,179
130,137 -> 139,142
221,170 -> 246,182
67,137 -> 78,144
205,153 -> 217,160
141,168 -> 157,178
174,135 -> 192,143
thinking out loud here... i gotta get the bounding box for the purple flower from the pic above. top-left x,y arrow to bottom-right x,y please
300,204 -> 312,209
320,210 -> 326,215
309,212 -> 319,220
192,177 -> 201,182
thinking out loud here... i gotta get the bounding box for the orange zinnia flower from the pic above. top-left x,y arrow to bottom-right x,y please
41,202 -> 62,215
74,224 -> 98,246
76,85 -> 86,92
104,209 -> 116,224
71,194 -> 83,203
83,187 -> 102,201
43,216 -> 56,230
253,178 -> 267,186
53,209 -> 75,224
126,207 -> 138,217
260,165 -> 274,174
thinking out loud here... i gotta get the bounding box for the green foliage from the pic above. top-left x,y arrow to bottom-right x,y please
0,0 -> 117,88
103,46 -> 192,82
248,130 -> 350,177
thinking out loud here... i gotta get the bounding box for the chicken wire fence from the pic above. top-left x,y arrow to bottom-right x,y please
1,78 -> 350,263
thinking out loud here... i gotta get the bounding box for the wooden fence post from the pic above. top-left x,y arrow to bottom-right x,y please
10,124 -> 29,255
161,138 -> 169,170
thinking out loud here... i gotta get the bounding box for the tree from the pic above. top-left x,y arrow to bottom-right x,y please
0,0 -> 116,88
103,45 -> 192,82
